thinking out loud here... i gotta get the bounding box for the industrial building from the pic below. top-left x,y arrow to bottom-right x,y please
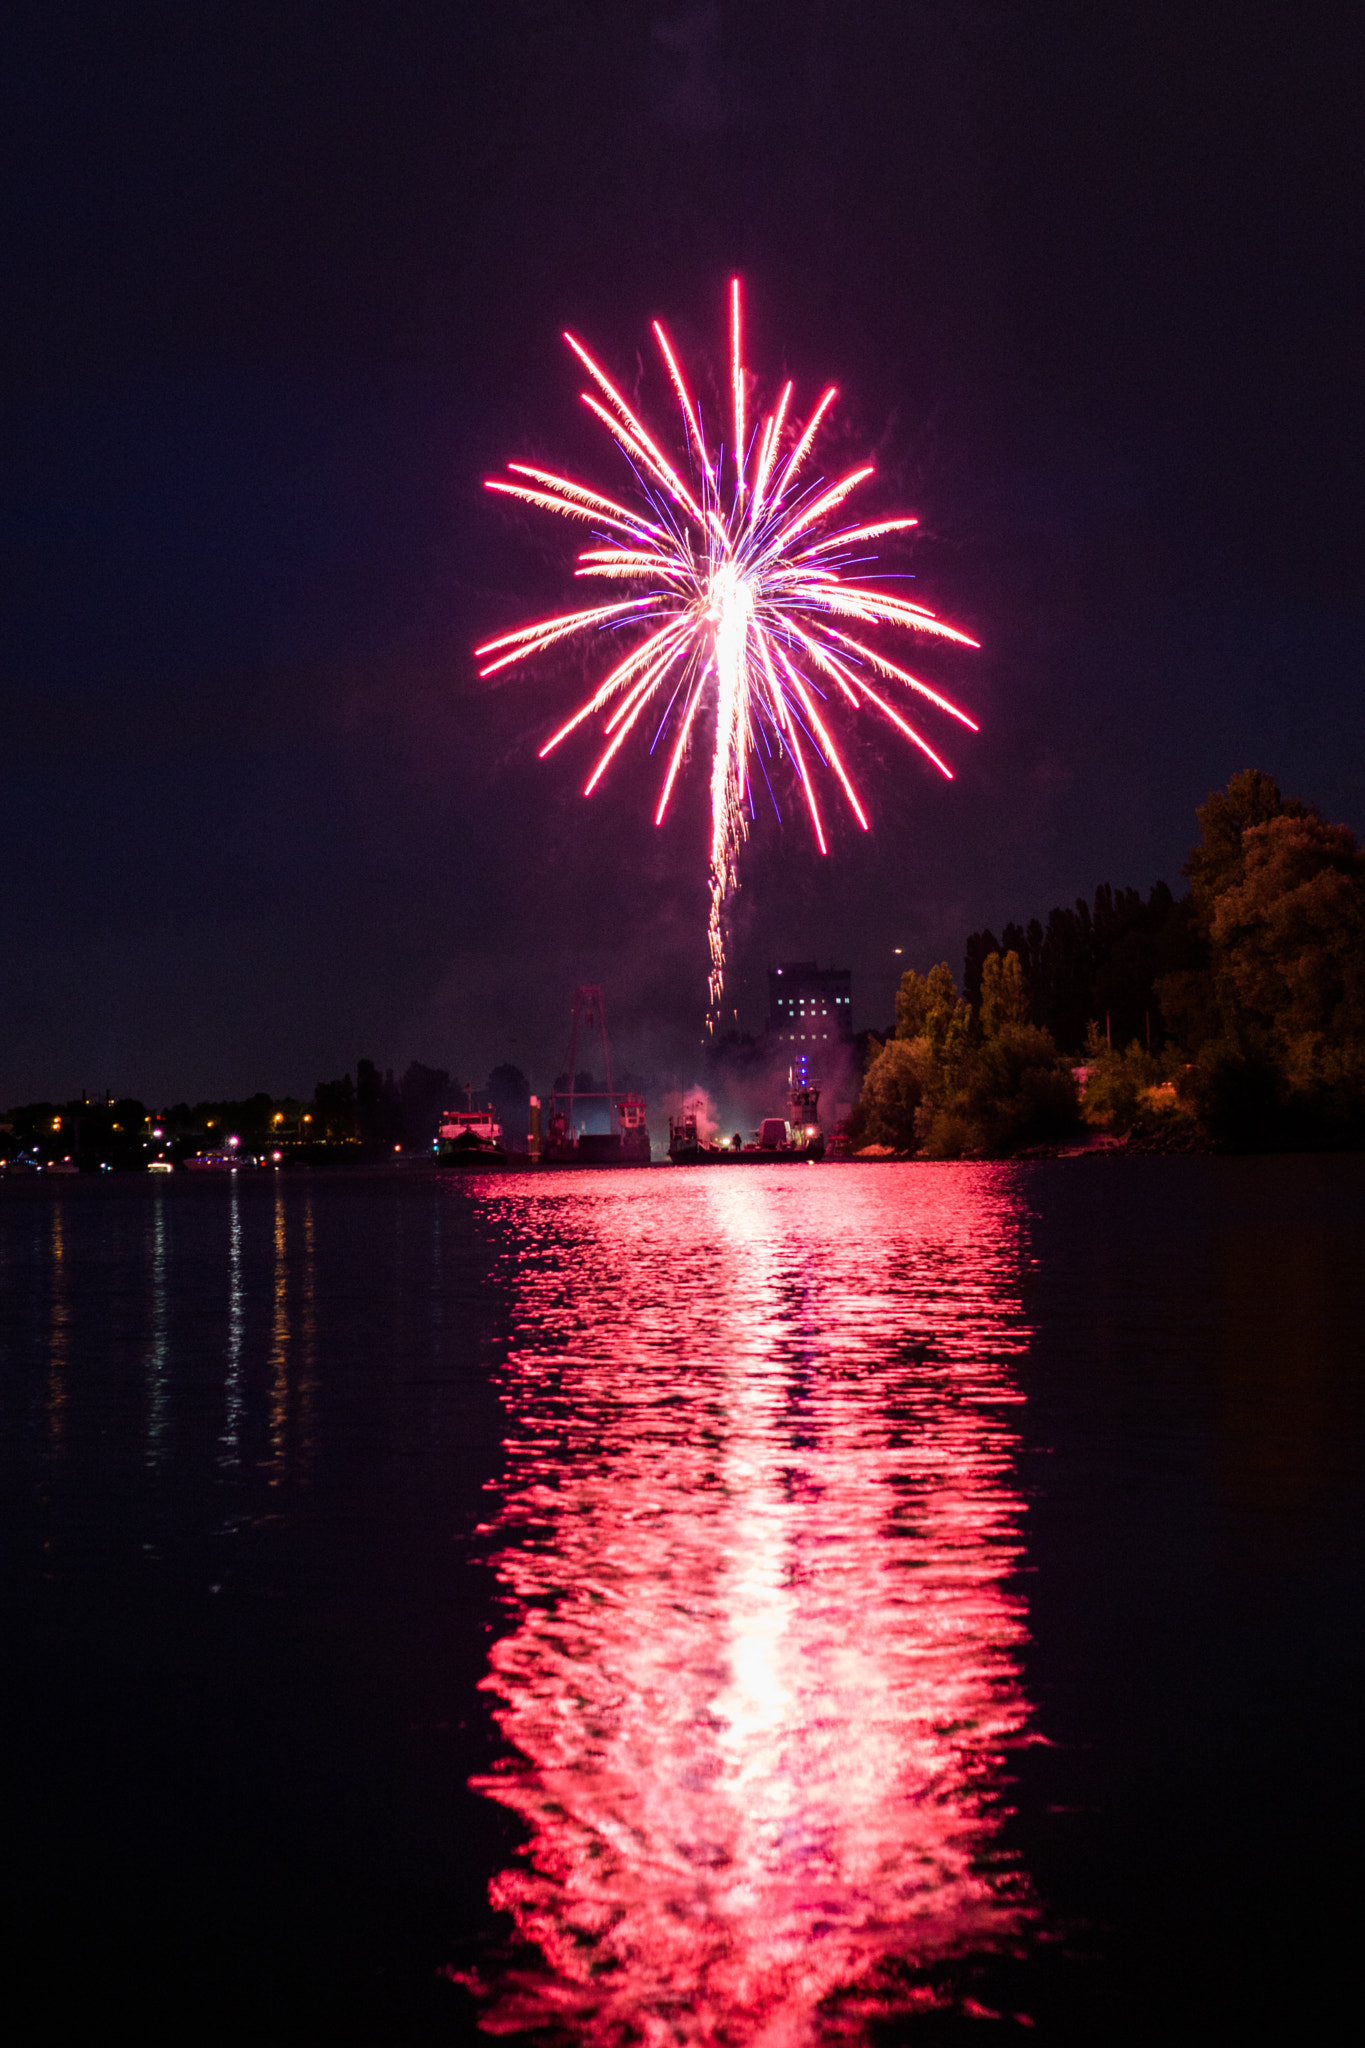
765,961 -> 854,1049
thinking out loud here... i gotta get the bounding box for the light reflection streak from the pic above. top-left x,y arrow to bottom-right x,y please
267,1185 -> 289,1482
297,1194 -> 317,1474
219,1184 -> 245,1470
145,1197 -> 169,1468
47,1202 -> 69,1454
467,1167 -> 1038,2039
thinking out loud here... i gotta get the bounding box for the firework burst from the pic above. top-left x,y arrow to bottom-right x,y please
478,281 -> 979,1022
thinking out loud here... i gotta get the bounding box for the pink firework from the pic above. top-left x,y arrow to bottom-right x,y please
478,281 -> 979,1020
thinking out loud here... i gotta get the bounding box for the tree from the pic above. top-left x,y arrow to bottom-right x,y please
961,1021 -> 1080,1155
356,1059 -> 402,1146
1211,813 -> 1365,1047
1166,772 -> 1365,1145
399,1062 -> 451,1146
863,953 -> 1078,1157
313,1073 -> 358,1142
963,928 -> 999,1009
1078,1025 -> 1184,1137
919,963 -> 974,1112
894,967 -> 931,1040
855,1039 -> 923,1151
979,950 -> 1030,1037
1186,770 -> 1308,924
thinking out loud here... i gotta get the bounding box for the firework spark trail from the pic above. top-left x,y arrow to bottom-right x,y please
478,282 -> 979,1024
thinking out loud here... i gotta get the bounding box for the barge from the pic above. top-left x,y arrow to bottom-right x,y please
537,985 -> 653,1167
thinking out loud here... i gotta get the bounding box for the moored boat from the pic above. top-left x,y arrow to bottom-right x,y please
436,1105 -> 527,1170
537,986 -> 653,1167
542,1090 -> 651,1167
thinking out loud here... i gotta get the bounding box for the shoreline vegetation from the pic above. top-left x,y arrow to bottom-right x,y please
0,1059 -> 512,1176
4,773 -> 1362,1172
853,771 -> 1365,1160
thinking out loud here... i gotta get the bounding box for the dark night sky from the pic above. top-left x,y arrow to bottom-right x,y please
3,1 -> 1362,1101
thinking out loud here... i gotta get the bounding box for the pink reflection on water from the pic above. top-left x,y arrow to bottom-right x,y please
467,1165 -> 1039,2040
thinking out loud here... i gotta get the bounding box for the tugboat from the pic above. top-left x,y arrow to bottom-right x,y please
539,985 -> 652,1167
436,1100 -> 526,1169
668,1071 -> 825,1165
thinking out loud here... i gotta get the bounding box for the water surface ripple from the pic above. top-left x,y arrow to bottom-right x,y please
8,1159 -> 1361,2042
467,1164 -> 1040,2040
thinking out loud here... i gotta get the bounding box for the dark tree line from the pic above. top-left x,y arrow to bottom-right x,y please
3,1058 -> 535,1167
305,1059 -> 532,1147
964,881 -> 1203,1054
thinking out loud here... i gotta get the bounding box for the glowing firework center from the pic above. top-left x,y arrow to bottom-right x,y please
708,562 -> 753,1001
478,282 -> 979,1021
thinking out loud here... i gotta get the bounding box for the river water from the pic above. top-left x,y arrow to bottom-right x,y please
2,1160 -> 1362,2043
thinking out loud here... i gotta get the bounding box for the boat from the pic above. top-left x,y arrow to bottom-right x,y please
668,1076 -> 826,1165
436,1103 -> 527,1170
542,1089 -> 651,1166
538,986 -> 652,1167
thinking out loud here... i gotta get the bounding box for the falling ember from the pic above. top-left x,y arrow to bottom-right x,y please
478,282 -> 980,1023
